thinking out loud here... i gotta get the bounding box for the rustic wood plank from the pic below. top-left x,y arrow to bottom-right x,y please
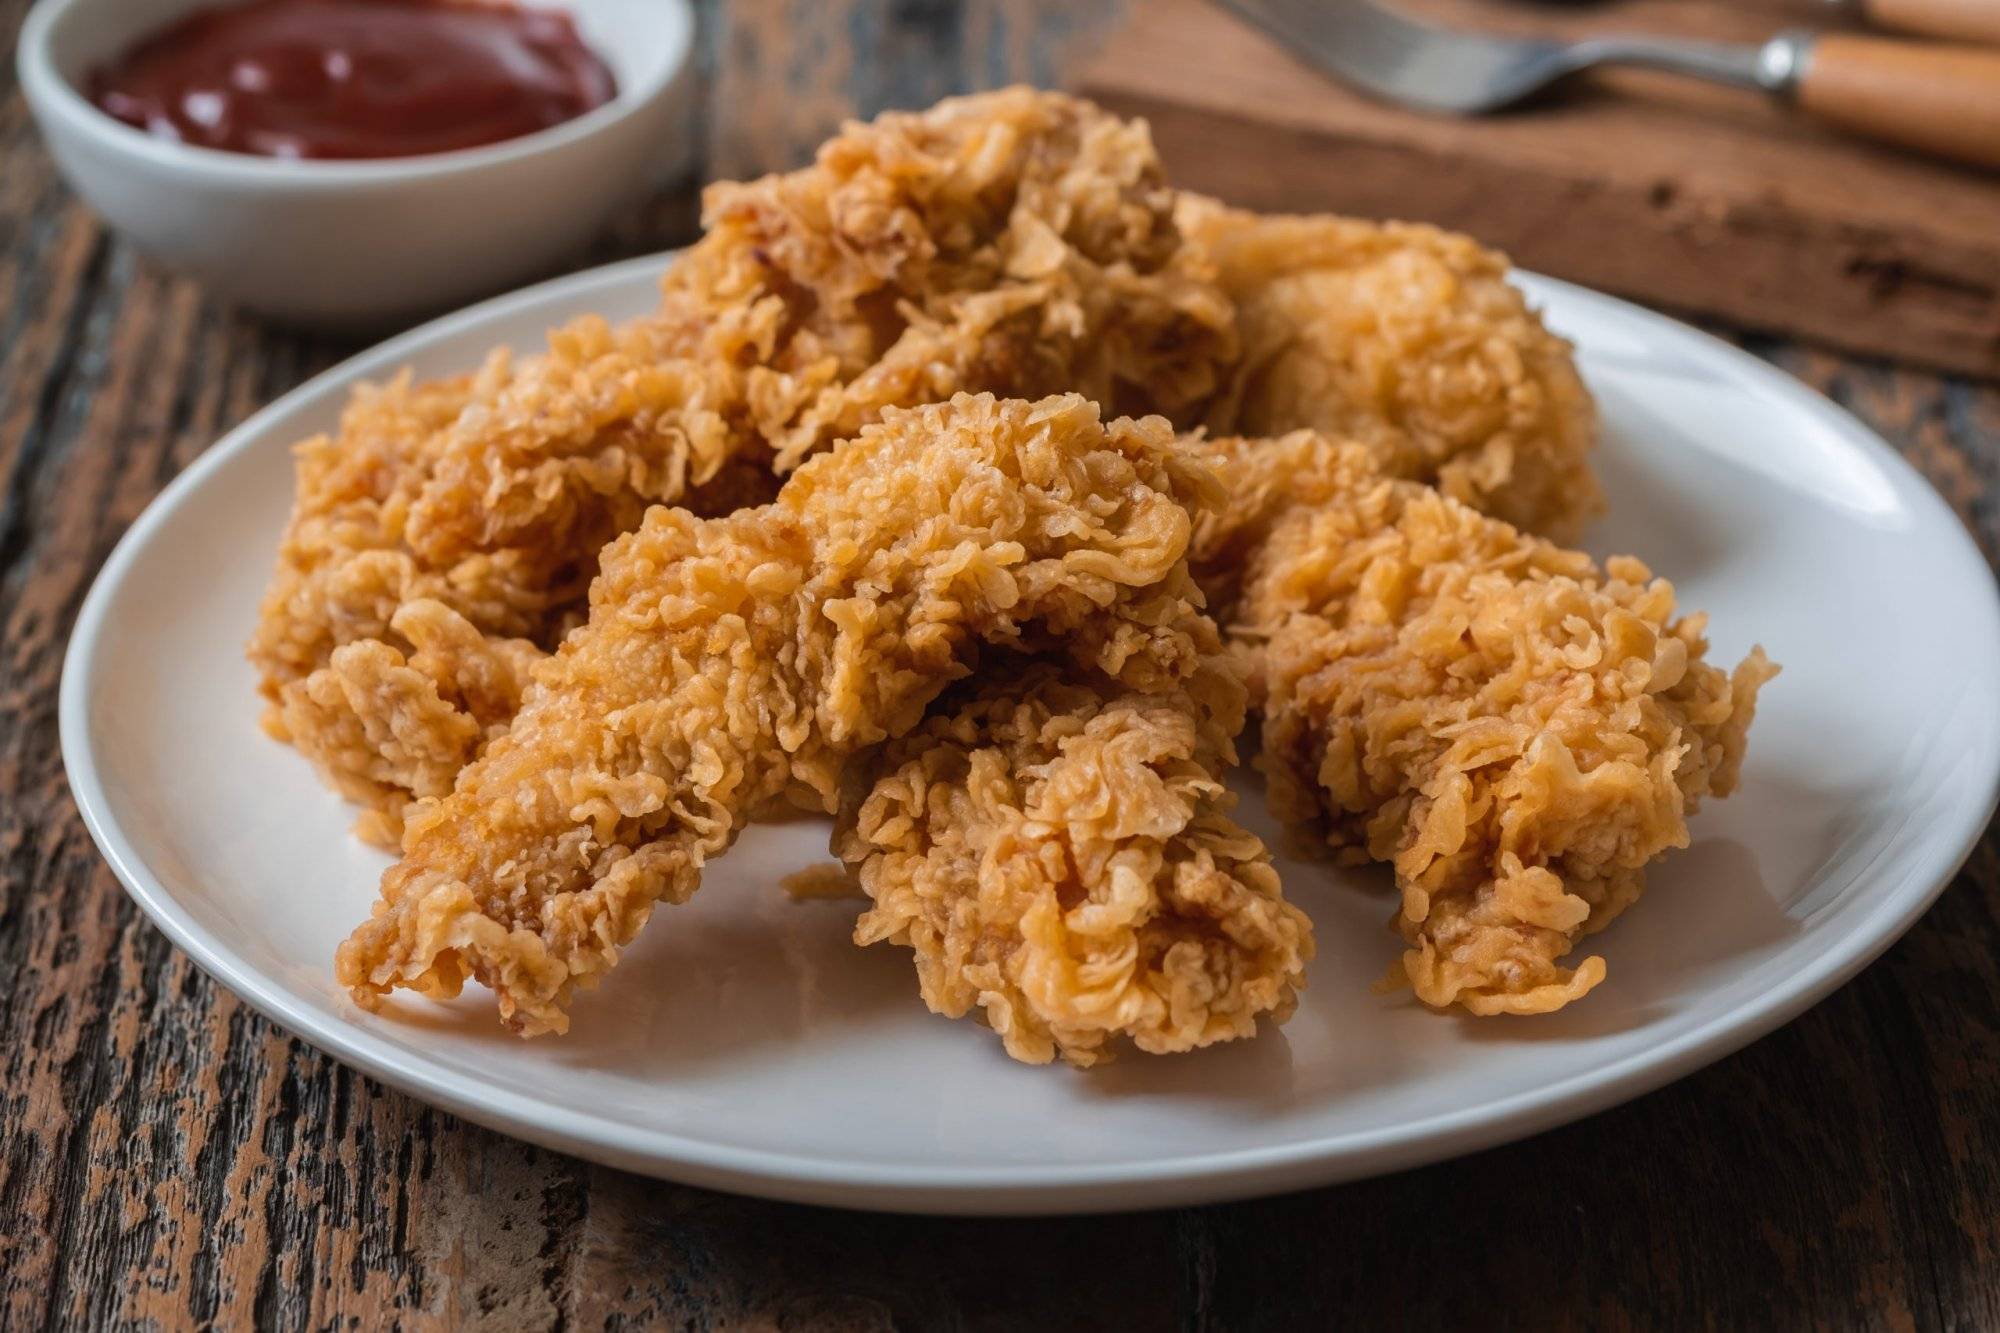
708,0 -> 1131,182
0,1 -> 1996,1329
1076,0 -> 2000,379
709,0 -> 865,181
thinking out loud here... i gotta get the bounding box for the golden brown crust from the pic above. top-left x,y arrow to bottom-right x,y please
1187,431 -> 1384,622
244,88 -> 1775,1044
837,663 -> 1311,1067
254,88 -> 1239,831
1181,197 -> 1602,543
254,99 -> 1614,854
335,394 -> 1231,1036
267,599 -> 544,846
1240,459 -> 1774,1013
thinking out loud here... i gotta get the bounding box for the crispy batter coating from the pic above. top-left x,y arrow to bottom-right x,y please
269,599 -> 545,846
251,370 -> 514,692
254,87 -> 1238,834
1239,457 -> 1774,1013
247,343 -> 765,843
335,394 -> 1228,1034
1188,430 -> 1384,621
405,88 -> 1237,568
837,663 -> 1310,1067
1182,198 -> 1602,542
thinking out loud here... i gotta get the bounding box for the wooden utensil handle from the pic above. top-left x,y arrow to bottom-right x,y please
1797,34 -> 2000,170
1859,0 -> 2000,47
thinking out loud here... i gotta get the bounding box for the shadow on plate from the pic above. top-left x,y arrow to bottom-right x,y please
358,774 -> 1813,1086
370,887 -> 918,1071
1454,834 -> 1798,1046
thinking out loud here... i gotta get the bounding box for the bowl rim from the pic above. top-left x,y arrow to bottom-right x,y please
17,0 -> 694,187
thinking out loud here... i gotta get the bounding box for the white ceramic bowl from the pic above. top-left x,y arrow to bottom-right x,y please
18,0 -> 693,327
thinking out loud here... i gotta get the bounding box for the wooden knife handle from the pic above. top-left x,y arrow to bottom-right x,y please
1858,0 -> 2000,47
1797,34 -> 2000,170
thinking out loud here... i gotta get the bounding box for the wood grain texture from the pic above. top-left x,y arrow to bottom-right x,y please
1,1 -> 1997,1329
1077,0 -> 2000,379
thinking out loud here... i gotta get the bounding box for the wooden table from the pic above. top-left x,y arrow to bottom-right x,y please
4,2 -> 1997,1327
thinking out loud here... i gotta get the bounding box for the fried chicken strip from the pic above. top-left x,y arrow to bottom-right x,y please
336,394 -> 1227,1034
256,88 -> 1237,837
1182,198 -> 1602,542
820,433 -> 1337,1068
1227,440 -> 1773,1013
405,89 -> 1238,569
835,657 -> 1311,1068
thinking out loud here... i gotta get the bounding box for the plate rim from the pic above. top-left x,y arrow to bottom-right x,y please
57,253 -> 2000,1215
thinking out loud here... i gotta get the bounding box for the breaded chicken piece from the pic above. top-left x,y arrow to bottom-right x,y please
250,334 -> 769,844
823,431 -> 1329,1068
1181,198 -> 1602,543
836,657 -> 1311,1068
255,88 -> 1238,838
336,395 -> 1228,1035
1235,452 -> 1773,1014
404,88 -> 1237,568
1188,430 -> 1383,621
275,599 -> 545,846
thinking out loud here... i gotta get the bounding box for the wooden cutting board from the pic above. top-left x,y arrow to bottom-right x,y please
1074,0 -> 2000,377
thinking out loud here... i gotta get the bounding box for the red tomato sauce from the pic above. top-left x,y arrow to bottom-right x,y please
89,0 -> 617,161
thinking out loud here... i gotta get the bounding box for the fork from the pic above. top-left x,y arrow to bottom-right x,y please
1220,0 -> 2000,170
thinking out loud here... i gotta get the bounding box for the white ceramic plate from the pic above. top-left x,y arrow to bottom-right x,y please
61,255 -> 2000,1215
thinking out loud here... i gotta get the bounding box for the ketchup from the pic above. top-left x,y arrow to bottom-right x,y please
88,0 -> 617,161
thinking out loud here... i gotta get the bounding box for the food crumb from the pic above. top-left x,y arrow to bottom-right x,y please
781,864 -> 863,902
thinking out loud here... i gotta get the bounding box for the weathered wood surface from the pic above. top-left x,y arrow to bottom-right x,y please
1079,0 -> 2000,379
1,1 -> 1997,1328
